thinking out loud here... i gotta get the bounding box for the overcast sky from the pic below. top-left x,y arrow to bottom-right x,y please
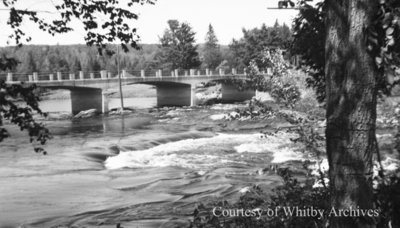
0,0 -> 298,46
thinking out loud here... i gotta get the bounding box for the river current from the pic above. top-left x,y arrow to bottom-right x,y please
0,98 -> 311,228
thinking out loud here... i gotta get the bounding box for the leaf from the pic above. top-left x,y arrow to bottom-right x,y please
385,52 -> 393,60
386,27 -> 394,36
376,56 -> 383,66
386,68 -> 395,85
368,36 -> 379,45
387,37 -> 395,46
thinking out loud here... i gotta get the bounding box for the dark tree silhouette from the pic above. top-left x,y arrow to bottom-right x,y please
202,24 -> 222,69
157,19 -> 201,70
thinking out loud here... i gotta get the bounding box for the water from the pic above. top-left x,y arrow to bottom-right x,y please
0,104 -> 306,227
39,97 -> 157,113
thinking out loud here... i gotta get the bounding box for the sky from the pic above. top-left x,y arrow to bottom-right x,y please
0,0 -> 298,46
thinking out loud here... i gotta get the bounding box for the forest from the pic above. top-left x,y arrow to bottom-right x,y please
0,21 -> 292,79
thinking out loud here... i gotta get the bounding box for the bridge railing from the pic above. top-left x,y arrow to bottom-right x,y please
3,67 -> 273,83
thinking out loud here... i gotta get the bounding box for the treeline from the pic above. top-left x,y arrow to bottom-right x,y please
0,20 -> 292,75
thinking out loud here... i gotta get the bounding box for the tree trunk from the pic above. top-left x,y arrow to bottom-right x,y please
325,0 -> 378,227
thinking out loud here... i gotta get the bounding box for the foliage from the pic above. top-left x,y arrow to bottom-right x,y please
291,1 -> 326,102
229,21 -> 292,70
3,0 -> 155,52
202,24 -> 223,69
253,49 -> 301,108
0,81 -> 50,154
374,172 -> 400,228
190,165 -> 330,228
156,20 -> 201,70
270,80 -> 301,108
367,0 -> 400,94
292,0 -> 400,102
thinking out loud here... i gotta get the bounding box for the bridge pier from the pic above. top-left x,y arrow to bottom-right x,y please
156,83 -> 197,107
70,88 -> 106,115
220,84 -> 255,103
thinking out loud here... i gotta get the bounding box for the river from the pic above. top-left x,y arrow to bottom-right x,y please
0,98 -> 323,227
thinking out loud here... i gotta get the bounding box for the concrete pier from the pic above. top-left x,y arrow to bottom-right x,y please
70,88 -> 104,115
156,83 -> 197,107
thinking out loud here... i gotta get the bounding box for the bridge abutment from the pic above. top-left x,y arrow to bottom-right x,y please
220,84 -> 255,103
156,83 -> 197,107
70,88 -> 105,115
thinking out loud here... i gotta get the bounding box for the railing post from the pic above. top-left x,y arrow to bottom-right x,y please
141,70 -> 145,78
158,69 -> 162,78
206,68 -> 210,76
49,74 -> 54,81
197,70 -> 201,76
190,69 -> 195,76
174,69 -> 179,77
33,72 -> 38,81
6,73 -> 12,82
184,70 -> 188,76
219,68 -> 225,76
122,70 -> 126,78
100,70 -> 106,79
79,71 -> 84,80
90,73 -> 95,79
57,72 -> 62,81
107,72 -> 112,79
171,71 -> 175,77
28,75 -> 33,82
69,73 -> 75,80
231,68 -> 237,75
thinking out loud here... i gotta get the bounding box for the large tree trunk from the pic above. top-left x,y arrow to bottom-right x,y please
325,0 -> 378,227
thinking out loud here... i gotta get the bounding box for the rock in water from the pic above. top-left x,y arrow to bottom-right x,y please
74,109 -> 99,118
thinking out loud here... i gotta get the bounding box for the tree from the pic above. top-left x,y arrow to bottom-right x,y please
0,0 -> 155,151
202,24 -> 222,69
229,23 -> 292,69
19,50 -> 37,74
157,19 -> 201,70
293,0 -> 400,227
291,2 -> 326,102
325,1 -> 377,227
70,57 -> 82,73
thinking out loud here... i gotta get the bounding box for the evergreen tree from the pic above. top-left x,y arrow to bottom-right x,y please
19,51 -> 37,74
157,20 -> 201,70
203,24 -> 222,69
87,56 -> 101,72
70,57 -> 82,73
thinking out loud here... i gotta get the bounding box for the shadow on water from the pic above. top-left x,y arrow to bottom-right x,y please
49,114 -> 154,136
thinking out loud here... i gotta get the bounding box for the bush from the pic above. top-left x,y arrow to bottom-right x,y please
270,79 -> 301,108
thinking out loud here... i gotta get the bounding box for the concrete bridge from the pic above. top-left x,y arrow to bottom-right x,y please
4,68 -> 265,114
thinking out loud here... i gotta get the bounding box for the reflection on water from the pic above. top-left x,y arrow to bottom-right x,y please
49,115 -> 154,135
39,97 -> 157,113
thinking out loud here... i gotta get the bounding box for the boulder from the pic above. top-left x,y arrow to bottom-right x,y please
74,109 -> 99,118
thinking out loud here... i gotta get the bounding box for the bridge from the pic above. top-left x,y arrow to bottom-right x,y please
3,68 -> 267,114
